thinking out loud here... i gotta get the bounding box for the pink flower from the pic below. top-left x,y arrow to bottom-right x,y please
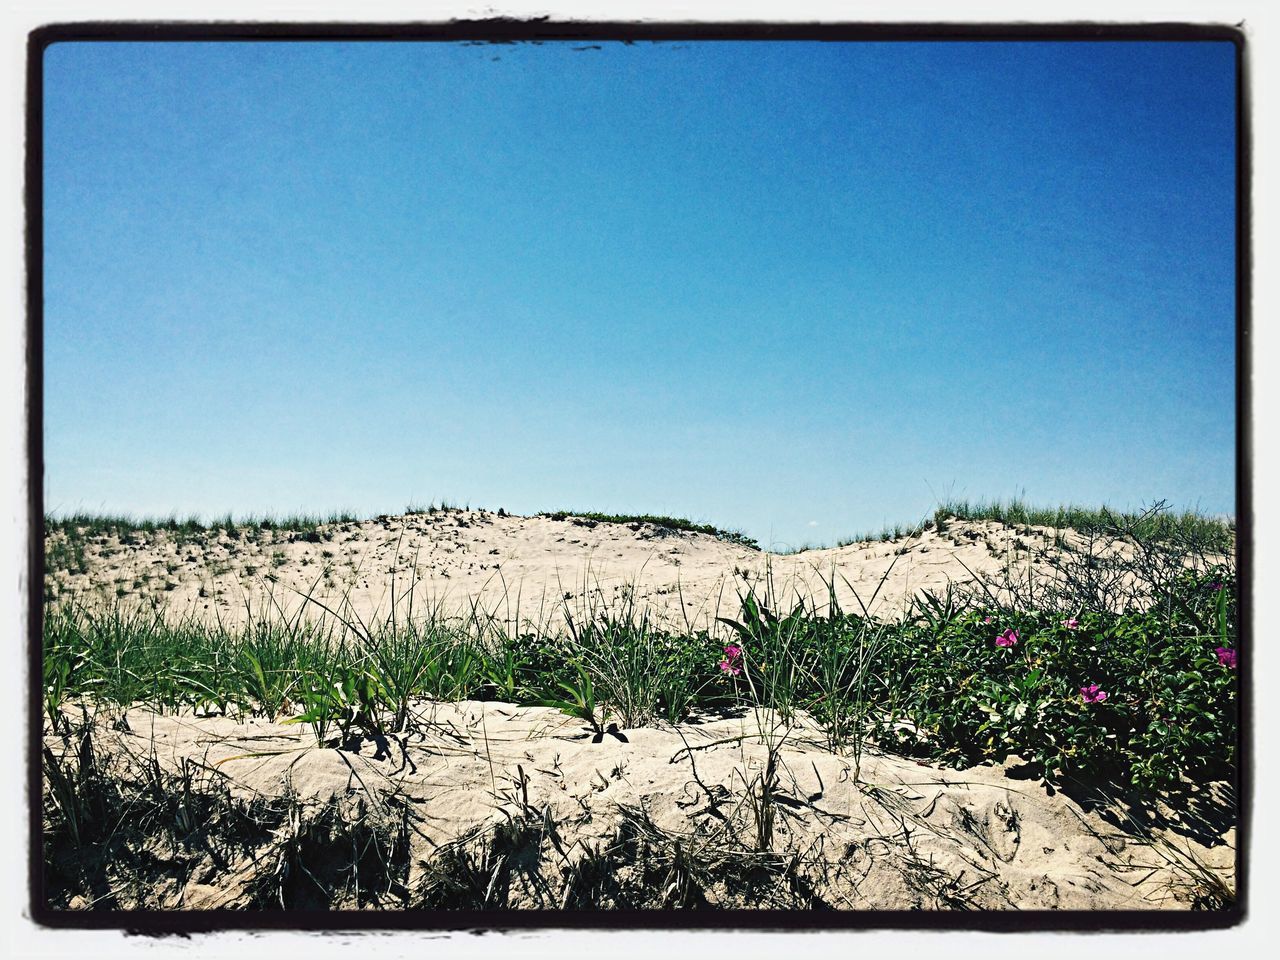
1211,582 -> 1225,592
982,616 -> 994,624
1080,684 -> 1109,704
995,629 -> 1019,648
1062,618 -> 1079,629
718,643 -> 744,676
1215,647 -> 1238,669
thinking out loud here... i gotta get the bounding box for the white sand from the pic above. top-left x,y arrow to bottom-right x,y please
46,510 -> 1075,631
54,700 -> 1233,910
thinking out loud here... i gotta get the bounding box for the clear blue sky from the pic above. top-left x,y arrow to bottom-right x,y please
42,40 -> 1237,549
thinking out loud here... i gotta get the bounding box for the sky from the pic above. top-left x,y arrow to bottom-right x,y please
42,39 -> 1238,549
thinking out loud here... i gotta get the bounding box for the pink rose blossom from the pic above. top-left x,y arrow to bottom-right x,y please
982,616 -> 994,624
1080,684 -> 1109,704
1062,618 -> 1079,629
995,629 -> 1019,648
1215,646 -> 1238,669
719,643 -> 744,676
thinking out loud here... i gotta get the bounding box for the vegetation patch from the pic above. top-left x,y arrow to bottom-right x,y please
539,510 -> 760,550
933,497 -> 1234,550
40,502 -> 1238,912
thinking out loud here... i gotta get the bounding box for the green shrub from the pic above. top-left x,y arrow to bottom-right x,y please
873,573 -> 1238,792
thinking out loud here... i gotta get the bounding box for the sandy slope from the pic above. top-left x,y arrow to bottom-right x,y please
45,510 -> 1069,629
51,700 -> 1234,910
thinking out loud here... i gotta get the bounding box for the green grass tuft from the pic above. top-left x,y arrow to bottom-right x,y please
932,497 -> 1233,549
538,511 -> 760,550
835,521 -> 927,548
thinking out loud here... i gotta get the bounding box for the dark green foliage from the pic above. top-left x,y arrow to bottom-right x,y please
872,572 -> 1238,792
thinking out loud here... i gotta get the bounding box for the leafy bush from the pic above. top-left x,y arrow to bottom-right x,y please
873,573 -> 1238,792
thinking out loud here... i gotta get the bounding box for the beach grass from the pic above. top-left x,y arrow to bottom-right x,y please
538,510 -> 760,549
45,509 -> 361,542
932,497 -> 1234,547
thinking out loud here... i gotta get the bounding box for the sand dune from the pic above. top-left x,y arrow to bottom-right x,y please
45,510 -> 1072,630
42,509 -> 1236,912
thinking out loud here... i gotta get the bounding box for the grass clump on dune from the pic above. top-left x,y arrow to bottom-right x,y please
43,510 -> 363,578
539,510 -> 760,550
933,497 -> 1234,548
828,499 -> 1233,552
834,521 -> 923,548
46,510 -> 361,538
